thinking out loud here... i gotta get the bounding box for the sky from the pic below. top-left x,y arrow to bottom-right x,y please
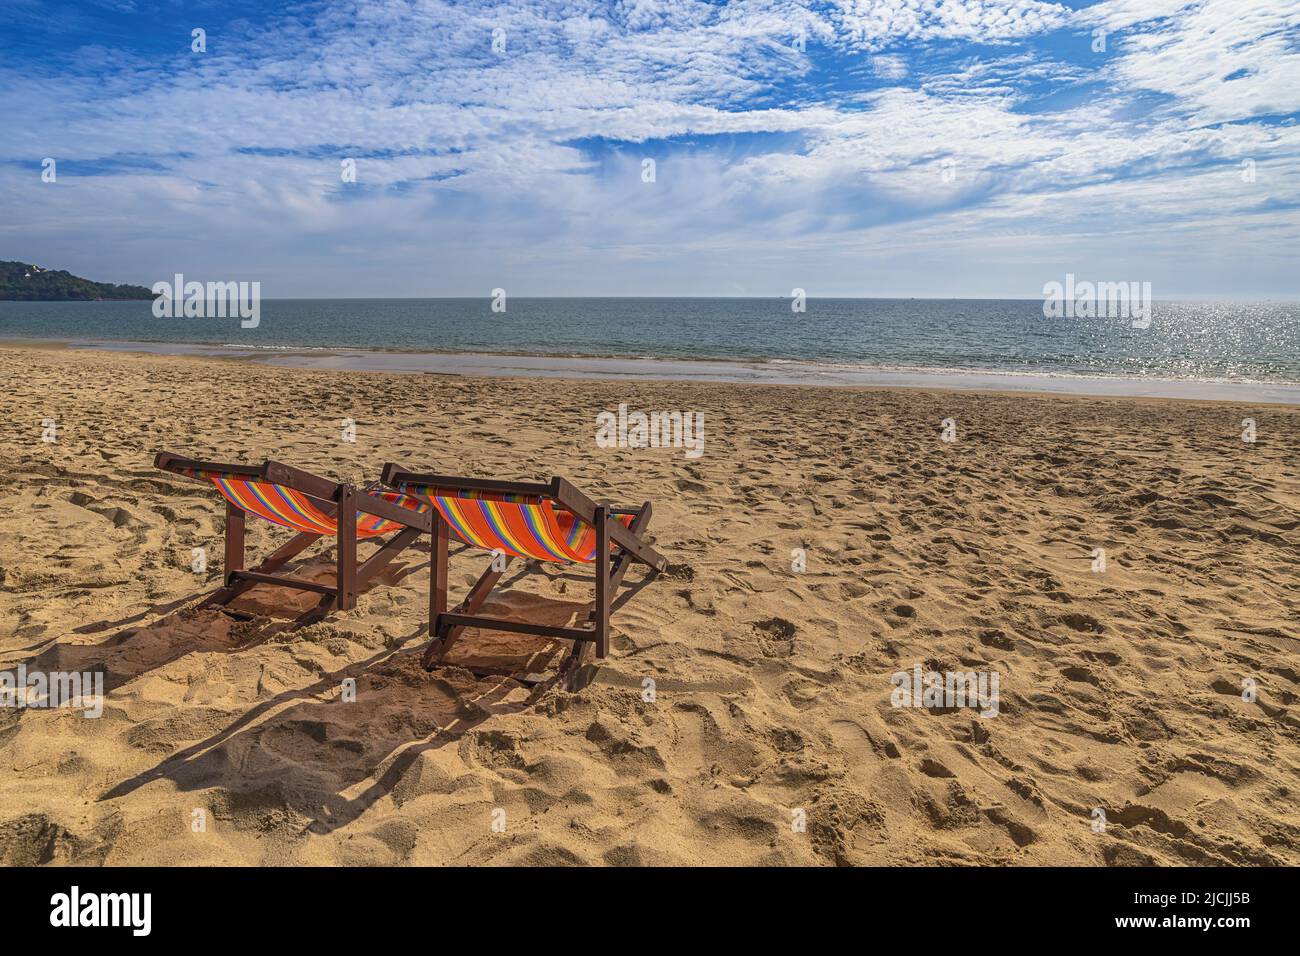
1,0 -> 1297,298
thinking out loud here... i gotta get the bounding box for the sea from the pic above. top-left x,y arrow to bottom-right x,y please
3,297 -> 1299,402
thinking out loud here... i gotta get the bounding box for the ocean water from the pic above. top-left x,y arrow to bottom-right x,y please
2,297 -> 1298,384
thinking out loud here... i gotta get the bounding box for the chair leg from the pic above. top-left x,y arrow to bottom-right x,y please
224,502 -> 245,582
336,484 -> 357,611
594,504 -> 611,658
422,514 -> 449,667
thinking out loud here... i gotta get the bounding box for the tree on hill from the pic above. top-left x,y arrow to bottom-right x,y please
0,260 -> 153,300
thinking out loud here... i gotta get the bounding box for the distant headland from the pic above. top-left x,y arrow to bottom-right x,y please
0,261 -> 152,300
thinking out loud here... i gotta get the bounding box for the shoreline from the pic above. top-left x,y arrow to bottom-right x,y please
7,337 -> 1300,405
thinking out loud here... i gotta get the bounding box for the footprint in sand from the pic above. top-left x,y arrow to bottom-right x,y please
1059,612 -> 1105,634
752,617 -> 796,657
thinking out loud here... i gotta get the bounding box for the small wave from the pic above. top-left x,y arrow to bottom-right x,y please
219,343 -> 346,352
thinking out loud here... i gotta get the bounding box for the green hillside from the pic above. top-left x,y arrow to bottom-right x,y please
0,260 -> 153,300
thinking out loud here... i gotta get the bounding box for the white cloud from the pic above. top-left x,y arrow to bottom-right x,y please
1103,0 -> 1300,125
871,54 -> 909,79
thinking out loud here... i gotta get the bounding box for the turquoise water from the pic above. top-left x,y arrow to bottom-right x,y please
2,298 -> 1298,384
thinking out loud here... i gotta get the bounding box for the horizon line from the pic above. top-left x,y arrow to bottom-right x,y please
53,293 -> 1300,302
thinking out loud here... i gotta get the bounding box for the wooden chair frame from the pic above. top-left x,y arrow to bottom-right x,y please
157,452 -> 433,626
380,463 -> 667,681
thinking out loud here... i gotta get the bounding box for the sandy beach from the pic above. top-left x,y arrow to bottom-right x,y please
1,343 -> 1298,866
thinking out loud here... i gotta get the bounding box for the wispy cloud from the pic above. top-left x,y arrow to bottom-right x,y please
0,0 -> 1296,296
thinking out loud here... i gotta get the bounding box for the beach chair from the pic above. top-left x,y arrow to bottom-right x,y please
156,452 -> 433,626
379,463 -> 667,681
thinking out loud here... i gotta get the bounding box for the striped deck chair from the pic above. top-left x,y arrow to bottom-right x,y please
379,463 -> 668,680
156,452 -> 433,626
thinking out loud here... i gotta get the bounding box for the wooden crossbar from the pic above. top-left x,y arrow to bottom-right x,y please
435,613 -> 599,643
229,570 -> 338,596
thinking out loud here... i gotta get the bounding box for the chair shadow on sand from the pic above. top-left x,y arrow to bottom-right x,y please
87,551 -> 611,837
5,542 -> 443,693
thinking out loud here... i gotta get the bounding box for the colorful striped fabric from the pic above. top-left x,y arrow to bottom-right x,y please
396,482 -> 634,563
359,490 -> 432,537
194,473 -> 428,539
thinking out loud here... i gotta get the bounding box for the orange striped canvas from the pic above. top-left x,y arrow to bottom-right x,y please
181,468 -> 428,538
397,482 -> 633,563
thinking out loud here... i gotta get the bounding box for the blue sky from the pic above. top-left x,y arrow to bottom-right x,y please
1,0 -> 1297,297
